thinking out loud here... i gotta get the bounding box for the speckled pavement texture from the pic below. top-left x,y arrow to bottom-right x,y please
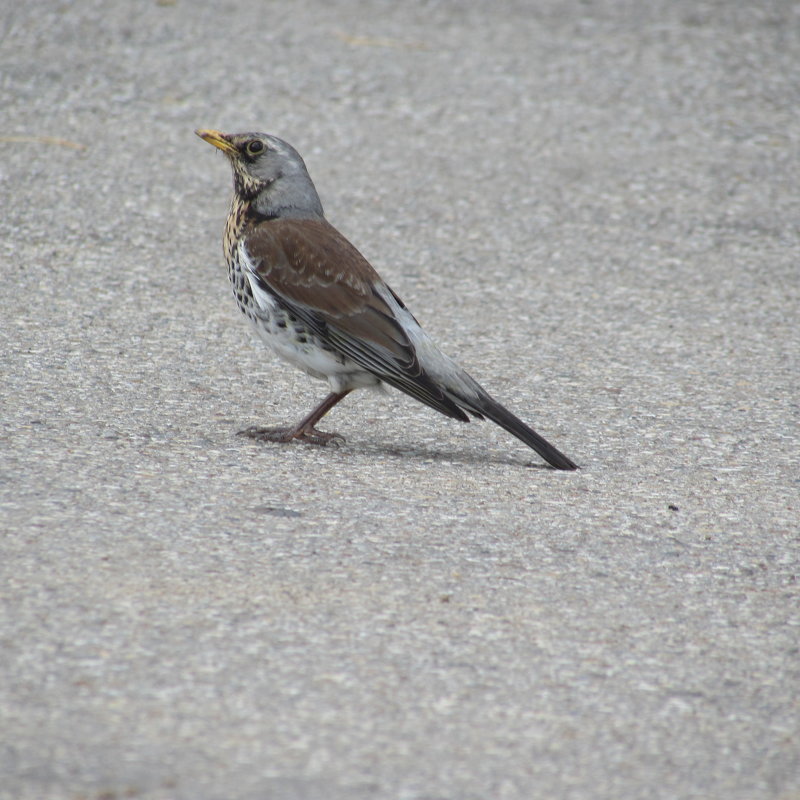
1,2 -> 798,798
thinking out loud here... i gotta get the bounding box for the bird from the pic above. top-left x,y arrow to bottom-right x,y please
195,128 -> 578,470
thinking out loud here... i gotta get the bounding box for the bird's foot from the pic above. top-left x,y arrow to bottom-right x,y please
237,425 -> 345,447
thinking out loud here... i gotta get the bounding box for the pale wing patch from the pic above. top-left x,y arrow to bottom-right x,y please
238,240 -> 277,314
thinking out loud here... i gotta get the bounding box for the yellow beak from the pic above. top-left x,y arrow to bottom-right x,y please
195,129 -> 237,155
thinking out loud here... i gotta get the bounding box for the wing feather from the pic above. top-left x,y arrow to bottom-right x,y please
243,218 -> 469,421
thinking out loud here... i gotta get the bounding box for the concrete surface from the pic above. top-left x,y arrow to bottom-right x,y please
1,1 -> 798,798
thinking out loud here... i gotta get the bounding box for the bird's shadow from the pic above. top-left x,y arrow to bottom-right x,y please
349,438 -> 555,469
238,431 -> 557,470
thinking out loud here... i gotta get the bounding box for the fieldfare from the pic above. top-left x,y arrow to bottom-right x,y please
196,129 -> 577,470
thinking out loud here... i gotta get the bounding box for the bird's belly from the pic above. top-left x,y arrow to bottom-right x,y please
228,260 -> 378,392
249,308 -> 379,392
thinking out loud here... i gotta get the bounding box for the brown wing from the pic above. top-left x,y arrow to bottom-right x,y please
242,217 -> 469,421
244,218 -> 411,363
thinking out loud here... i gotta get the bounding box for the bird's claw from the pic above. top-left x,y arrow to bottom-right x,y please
237,425 -> 345,447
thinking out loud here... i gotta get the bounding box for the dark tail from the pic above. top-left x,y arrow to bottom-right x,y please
473,395 -> 578,470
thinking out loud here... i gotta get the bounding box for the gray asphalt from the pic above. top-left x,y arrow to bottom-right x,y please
1,2 -> 798,799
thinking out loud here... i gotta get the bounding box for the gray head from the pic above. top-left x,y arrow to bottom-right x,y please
196,129 -> 324,219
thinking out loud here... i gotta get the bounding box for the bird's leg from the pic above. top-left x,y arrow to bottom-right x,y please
238,390 -> 352,446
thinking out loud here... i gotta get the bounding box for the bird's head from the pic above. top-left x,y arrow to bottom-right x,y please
195,129 -> 323,220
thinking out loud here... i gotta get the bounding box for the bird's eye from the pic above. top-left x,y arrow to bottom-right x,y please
246,140 -> 265,156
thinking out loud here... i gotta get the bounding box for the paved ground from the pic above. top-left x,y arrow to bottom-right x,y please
1,1 -> 798,798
